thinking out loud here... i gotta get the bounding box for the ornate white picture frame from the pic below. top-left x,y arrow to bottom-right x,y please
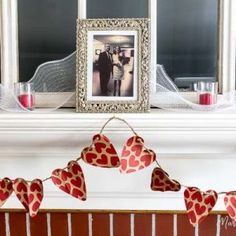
76,18 -> 150,113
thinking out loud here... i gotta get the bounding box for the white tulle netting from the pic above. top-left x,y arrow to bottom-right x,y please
151,65 -> 236,112
29,52 -> 76,93
0,52 -> 235,112
0,52 -> 76,112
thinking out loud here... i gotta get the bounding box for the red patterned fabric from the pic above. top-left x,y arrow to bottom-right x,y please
51,161 -> 87,201
81,134 -> 120,168
151,167 -> 181,192
184,187 -> 218,226
120,136 -> 156,173
13,178 -> 43,217
0,178 -> 13,207
224,191 -> 236,221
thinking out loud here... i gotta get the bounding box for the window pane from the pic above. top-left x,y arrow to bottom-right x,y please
87,0 -> 148,18
157,0 -> 218,90
18,0 -> 77,82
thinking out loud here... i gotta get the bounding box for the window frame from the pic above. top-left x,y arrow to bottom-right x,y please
150,0 -> 235,94
0,0 -> 86,107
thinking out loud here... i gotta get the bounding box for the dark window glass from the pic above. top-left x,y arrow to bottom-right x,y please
157,0 -> 218,86
18,0 -> 77,82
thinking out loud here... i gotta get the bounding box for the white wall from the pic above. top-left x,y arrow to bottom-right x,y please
1,110 -> 236,211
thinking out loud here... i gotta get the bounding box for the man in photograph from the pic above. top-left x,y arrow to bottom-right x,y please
97,44 -> 113,96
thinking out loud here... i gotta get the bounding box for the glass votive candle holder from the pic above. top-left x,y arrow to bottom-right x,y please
197,81 -> 218,105
14,82 -> 35,110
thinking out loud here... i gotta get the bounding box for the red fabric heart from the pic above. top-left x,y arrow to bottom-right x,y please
120,136 -> 156,173
13,178 -> 43,217
150,167 -> 181,192
0,178 -> 13,207
81,134 -> 120,168
224,191 -> 236,221
51,161 -> 86,201
184,187 -> 218,226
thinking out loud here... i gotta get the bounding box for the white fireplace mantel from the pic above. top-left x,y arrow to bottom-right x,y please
1,109 -> 236,211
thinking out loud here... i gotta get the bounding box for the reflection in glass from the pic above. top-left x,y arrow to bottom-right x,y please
157,0 -> 218,91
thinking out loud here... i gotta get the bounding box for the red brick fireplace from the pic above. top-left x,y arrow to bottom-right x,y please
0,211 -> 234,236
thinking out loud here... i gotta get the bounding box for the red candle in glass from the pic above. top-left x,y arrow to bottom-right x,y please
197,82 -> 217,105
199,93 -> 214,105
15,82 -> 35,110
18,94 -> 34,109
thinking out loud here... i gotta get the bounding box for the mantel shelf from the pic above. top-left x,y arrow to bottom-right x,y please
0,108 -> 236,132
0,108 -> 236,210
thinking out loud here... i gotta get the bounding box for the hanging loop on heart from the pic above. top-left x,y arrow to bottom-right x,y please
99,116 -> 139,136
102,117 -> 162,169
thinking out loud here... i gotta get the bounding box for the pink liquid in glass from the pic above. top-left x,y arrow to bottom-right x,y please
18,94 -> 34,109
199,93 -> 214,105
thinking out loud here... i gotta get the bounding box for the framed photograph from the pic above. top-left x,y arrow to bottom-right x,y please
76,18 -> 150,113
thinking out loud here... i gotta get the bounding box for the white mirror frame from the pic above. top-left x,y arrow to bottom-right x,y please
219,0 -> 236,92
0,0 -> 235,107
1,0 -> 19,89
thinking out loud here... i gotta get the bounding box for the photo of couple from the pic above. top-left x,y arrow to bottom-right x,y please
91,34 -> 136,99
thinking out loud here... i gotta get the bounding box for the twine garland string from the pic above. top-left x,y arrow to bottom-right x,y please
98,116 -> 230,196
2,116 -> 236,224
2,116 -> 229,197
99,116 -> 138,136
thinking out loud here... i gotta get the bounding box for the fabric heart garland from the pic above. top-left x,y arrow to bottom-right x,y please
0,178 -> 13,207
151,167 -> 181,192
224,191 -> 236,221
81,134 -> 120,168
1,116 -> 236,224
51,161 -> 87,200
184,187 -> 218,226
13,178 -> 43,217
120,136 -> 156,173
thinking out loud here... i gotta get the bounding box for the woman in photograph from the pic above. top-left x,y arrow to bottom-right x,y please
112,46 -> 125,96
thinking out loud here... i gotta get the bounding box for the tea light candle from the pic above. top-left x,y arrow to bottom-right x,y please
199,93 -> 215,105
197,82 -> 217,105
18,94 -> 34,109
14,82 -> 35,110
